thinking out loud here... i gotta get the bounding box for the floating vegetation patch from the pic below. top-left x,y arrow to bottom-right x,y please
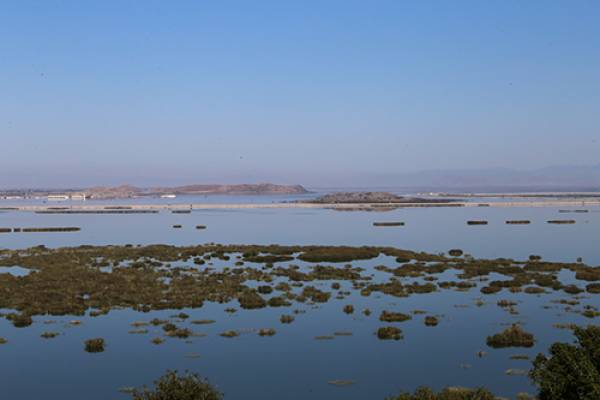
467,220 -> 488,225
171,210 -> 191,214
1,227 -> 81,233
280,315 -> 294,324
327,380 -> 354,386
22,227 -> 81,232
377,326 -> 403,340
190,319 -> 215,325
258,328 -> 276,336
196,225 -> 207,230
379,311 -> 411,322
424,316 -> 439,326
298,246 -> 380,263
373,222 -> 405,227
8,313 -> 33,328
84,338 -> 105,353
506,220 -> 531,225
547,220 -> 576,224
486,325 -> 534,348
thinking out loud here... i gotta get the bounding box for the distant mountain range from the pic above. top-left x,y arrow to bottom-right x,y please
366,164 -> 600,192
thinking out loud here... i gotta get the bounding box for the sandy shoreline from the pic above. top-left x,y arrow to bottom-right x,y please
3,200 -> 600,212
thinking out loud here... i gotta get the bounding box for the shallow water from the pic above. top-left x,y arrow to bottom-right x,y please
1,205 -> 598,264
0,204 -> 599,399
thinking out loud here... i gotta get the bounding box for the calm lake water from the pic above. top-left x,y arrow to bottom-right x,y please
0,199 -> 599,399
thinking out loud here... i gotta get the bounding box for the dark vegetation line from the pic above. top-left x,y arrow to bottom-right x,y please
0,227 -> 81,233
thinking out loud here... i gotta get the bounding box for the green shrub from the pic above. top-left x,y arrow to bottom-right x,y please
530,325 -> 600,400
387,386 -> 496,400
131,370 -> 222,400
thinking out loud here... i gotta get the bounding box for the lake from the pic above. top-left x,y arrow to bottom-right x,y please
0,199 -> 598,399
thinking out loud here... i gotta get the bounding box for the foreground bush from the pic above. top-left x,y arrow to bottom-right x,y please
131,371 -> 222,400
387,386 -> 496,400
530,325 -> 600,400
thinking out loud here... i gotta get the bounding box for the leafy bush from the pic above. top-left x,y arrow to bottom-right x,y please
387,386 -> 496,400
530,325 -> 600,400
131,370 -> 222,400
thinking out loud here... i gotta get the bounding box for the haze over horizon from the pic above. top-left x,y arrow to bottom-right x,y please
2,1 -> 599,188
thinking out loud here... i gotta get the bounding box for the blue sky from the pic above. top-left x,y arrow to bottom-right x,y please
1,1 -> 599,187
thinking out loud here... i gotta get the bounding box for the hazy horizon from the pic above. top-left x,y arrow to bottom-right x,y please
2,1 -> 599,188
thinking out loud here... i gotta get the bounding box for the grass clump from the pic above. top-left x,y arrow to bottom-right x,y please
0,338 -> 7,344
220,330 -> 239,338
343,305 -> 354,314
424,316 -> 439,326
166,328 -> 193,339
130,370 -> 222,400
258,328 -> 276,336
84,338 -> 105,353
238,291 -> 266,309
280,315 -> 295,324
377,326 -> 403,340
41,331 -> 59,339
486,325 -> 534,348
9,313 -> 33,328
190,319 -> 215,325
297,246 -> 380,263
380,311 -> 411,322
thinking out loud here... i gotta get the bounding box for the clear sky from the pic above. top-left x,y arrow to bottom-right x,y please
1,1 -> 599,187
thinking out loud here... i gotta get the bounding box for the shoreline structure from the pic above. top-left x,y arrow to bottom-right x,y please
3,199 -> 600,212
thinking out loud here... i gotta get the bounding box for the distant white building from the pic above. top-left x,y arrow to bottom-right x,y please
47,195 -> 69,201
70,193 -> 87,201
160,194 -> 176,199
